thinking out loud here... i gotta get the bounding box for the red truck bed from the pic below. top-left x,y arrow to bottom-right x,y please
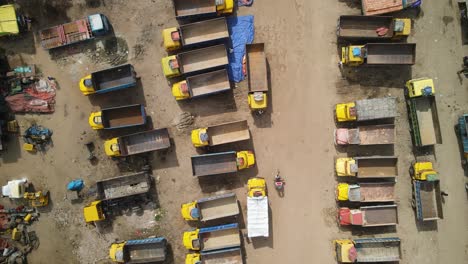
40,19 -> 92,49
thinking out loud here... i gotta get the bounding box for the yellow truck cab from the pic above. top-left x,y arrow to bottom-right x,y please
248,92 -> 268,112
335,102 -> 357,122
216,0 -> 234,14
191,128 -> 209,147
237,151 -> 255,170
83,201 -> 105,223
185,253 -> 200,264
0,5 -> 20,36
341,45 -> 365,66
183,229 -> 200,250
162,27 -> 181,51
104,138 -> 121,157
247,177 -> 266,197
79,75 -> 95,95
335,157 -> 356,176
181,201 -> 198,221
405,78 -> 434,98
411,161 -> 438,181
88,111 -> 104,129
172,80 -> 190,100
393,18 -> 411,38
161,55 -> 180,78
336,183 -> 350,201
334,239 -> 354,263
109,241 -> 126,263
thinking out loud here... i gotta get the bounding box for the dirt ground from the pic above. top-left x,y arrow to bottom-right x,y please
0,0 -> 467,263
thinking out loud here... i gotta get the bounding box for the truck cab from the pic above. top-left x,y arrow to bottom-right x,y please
393,18 -> 411,38
191,128 -> 209,147
335,157 -> 356,176
236,151 -> 255,170
181,201 -> 199,221
162,27 -> 181,51
83,201 -> 105,223
88,111 -> 104,129
161,55 -> 180,78
185,253 -> 200,264
336,183 -> 350,201
172,80 -> 190,100
247,178 -> 266,197
216,0 -> 234,14
88,14 -> 110,36
341,45 -> 365,66
79,75 -> 95,95
104,138 -> 121,157
248,92 -> 268,111
334,239 -> 355,262
405,78 -> 435,98
335,102 -> 357,122
109,241 -> 126,263
411,161 -> 438,181
183,229 -> 200,250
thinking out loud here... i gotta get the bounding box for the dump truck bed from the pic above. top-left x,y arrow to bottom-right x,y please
338,15 -> 394,39
346,125 -> 395,145
125,238 -> 166,263
191,152 -> 238,177
40,18 -> 91,49
179,44 -> 228,74
366,43 -> 416,65
246,43 -> 268,92
102,104 -> 145,129
408,96 -> 442,146
361,0 -> 403,16
188,69 -> 230,97
120,128 -> 170,156
355,237 -> 401,262
349,183 -> 395,202
208,120 -> 250,146
92,64 -> 136,92
355,157 -> 398,178
414,180 -> 443,221
201,229 -> 240,251
173,0 -> 216,18
181,18 -> 228,46
199,193 -> 239,221
96,172 -> 151,201
362,205 -> 398,226
201,247 -> 243,264
355,97 -> 397,121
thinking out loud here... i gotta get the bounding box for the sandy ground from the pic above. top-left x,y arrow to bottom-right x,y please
0,0 -> 467,263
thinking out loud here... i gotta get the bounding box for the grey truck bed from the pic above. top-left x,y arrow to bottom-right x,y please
119,128 -> 171,156
355,97 -> 397,121
366,43 -> 416,65
198,193 -> 239,221
355,156 -> 398,178
92,64 -> 136,91
192,152 -> 238,177
348,124 -> 395,145
355,237 -> 401,262
96,172 -> 151,201
187,69 -> 230,97
362,205 -> 398,226
207,120 -> 250,146
180,18 -> 228,46
338,15 -> 395,39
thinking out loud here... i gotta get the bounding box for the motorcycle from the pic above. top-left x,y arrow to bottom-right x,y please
274,170 -> 285,196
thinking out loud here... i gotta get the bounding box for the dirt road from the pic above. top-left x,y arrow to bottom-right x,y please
0,0 -> 467,263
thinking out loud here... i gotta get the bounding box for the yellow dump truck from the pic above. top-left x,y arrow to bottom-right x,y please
183,223 -> 241,251
246,43 -> 268,113
191,151 -> 255,177
161,44 -> 228,78
88,104 -> 146,130
172,69 -> 230,100
109,237 -> 167,263
172,0 -> 233,20
335,156 -> 398,178
337,16 -> 411,40
341,43 -> 416,66
181,193 -> 239,222
163,17 -> 228,51
335,97 -> 397,122
191,120 -> 250,147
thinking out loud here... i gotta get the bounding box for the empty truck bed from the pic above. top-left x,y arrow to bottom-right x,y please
359,125 -> 395,145
127,243 -> 166,263
121,128 -> 170,155
357,158 -> 398,178
338,16 -> 394,38
366,43 -> 416,65
192,152 -> 238,177
414,97 -> 438,146
356,239 -> 401,262
203,249 -> 243,264
360,183 -> 395,202
173,0 -> 216,17
189,69 -> 230,97
362,205 -> 398,226
247,43 -> 268,92
200,195 -> 238,221
179,45 -> 228,74
209,120 -> 250,145
93,64 -> 135,91
202,229 -> 240,251
417,181 -> 443,220
182,18 -> 228,46
104,105 -> 144,128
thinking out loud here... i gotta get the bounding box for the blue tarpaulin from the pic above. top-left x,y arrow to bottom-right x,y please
227,15 -> 254,82
67,179 -> 84,191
